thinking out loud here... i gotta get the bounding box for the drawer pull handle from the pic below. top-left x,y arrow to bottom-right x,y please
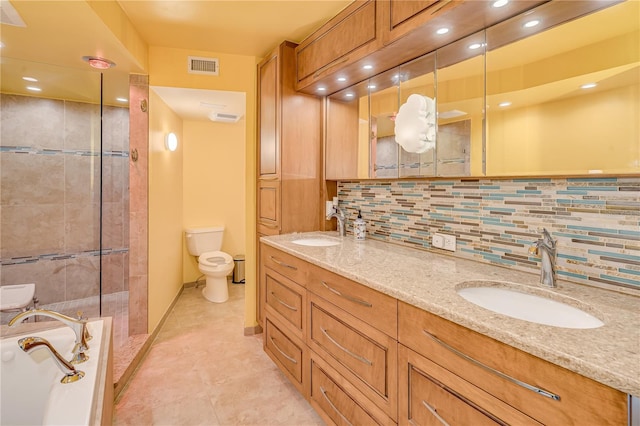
269,336 -> 297,364
422,330 -> 561,401
320,281 -> 372,307
421,400 -> 451,426
320,386 -> 353,426
269,256 -> 298,270
270,291 -> 298,311
321,327 -> 372,366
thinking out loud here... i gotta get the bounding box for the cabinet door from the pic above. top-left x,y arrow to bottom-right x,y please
384,0 -> 462,43
295,0 -> 381,90
258,50 -> 279,178
265,269 -> 305,339
264,317 -> 307,395
257,180 -> 280,235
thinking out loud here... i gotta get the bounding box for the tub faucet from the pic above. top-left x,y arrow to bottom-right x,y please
18,336 -> 85,384
529,228 -> 557,288
9,309 -> 91,364
327,206 -> 346,236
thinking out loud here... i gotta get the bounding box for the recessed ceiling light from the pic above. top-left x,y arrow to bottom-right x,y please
469,43 -> 483,50
346,93 -> 354,98
26,86 -> 41,92
523,19 -> 540,28
367,85 -> 376,89
82,56 -> 116,70
436,28 -> 449,35
116,97 -> 128,103
363,64 -> 373,70
317,87 -> 326,92
337,77 -> 346,82
581,83 -> 597,89
22,76 -> 38,82
493,0 -> 508,7
499,101 -> 512,107
0,42 -> 4,48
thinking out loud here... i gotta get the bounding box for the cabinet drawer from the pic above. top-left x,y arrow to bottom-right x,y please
310,355 -> 393,426
264,317 -> 306,393
265,269 -> 305,337
307,263 -> 397,338
309,293 -> 397,419
261,244 -> 309,286
296,0 -> 381,89
399,345 -> 540,426
398,302 -> 628,425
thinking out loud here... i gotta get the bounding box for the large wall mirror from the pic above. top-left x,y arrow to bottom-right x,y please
325,0 -> 639,179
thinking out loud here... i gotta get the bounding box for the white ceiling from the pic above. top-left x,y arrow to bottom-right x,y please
152,86 -> 246,122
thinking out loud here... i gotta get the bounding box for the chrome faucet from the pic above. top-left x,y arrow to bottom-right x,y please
327,206 -> 346,237
9,309 -> 91,364
18,336 -> 85,384
529,228 -> 557,288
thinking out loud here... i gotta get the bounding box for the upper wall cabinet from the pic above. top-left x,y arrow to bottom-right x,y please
296,0 -> 546,95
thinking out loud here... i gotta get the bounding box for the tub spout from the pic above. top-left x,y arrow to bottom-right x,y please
18,336 -> 85,384
9,309 -> 91,364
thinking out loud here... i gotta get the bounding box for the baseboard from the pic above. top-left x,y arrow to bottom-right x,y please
244,324 -> 263,336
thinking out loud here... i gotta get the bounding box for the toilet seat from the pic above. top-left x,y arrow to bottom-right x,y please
1,283 -> 36,311
198,251 -> 233,269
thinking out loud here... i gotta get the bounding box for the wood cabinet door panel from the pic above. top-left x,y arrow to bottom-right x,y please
261,244 -> 310,286
257,180 -> 280,235
258,52 -> 279,177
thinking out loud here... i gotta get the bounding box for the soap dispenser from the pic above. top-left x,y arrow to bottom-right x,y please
354,210 -> 366,241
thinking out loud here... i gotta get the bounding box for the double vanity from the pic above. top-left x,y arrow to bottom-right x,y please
259,232 -> 639,425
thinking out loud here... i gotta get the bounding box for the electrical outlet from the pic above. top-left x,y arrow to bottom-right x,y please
443,234 -> 457,252
432,233 -> 445,249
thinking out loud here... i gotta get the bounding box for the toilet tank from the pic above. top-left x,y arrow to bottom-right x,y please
185,227 -> 224,256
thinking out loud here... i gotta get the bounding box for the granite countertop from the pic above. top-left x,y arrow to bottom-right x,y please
261,231 -> 640,396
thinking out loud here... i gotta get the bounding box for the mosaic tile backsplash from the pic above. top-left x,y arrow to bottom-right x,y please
338,177 -> 640,291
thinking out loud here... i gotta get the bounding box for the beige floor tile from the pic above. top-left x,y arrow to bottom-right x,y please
114,284 -> 324,426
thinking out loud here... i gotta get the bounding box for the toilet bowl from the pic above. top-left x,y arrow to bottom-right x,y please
185,227 -> 233,303
198,251 -> 234,303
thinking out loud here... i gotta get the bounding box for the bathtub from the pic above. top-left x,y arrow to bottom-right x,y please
1,318 -> 113,425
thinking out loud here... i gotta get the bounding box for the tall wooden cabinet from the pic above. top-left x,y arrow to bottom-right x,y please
256,41 -> 322,327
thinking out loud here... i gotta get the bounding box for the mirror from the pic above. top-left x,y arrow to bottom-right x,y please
325,0 -> 639,179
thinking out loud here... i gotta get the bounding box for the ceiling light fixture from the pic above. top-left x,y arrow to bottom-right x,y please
346,93 -> 354,98
469,43 -> 483,50
82,56 -> 116,70
367,85 -> 376,90
317,87 -> 326,92
523,19 -> 540,28
26,86 -> 42,92
22,77 -> 38,82
581,83 -> 597,89
499,101 -> 512,107
363,64 -> 373,70
116,97 -> 128,103
337,77 -> 346,82
493,0 -> 509,7
436,28 -> 449,35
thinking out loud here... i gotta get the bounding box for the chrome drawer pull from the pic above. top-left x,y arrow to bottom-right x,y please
320,386 -> 353,426
422,330 -> 561,401
422,400 -> 451,426
320,281 -> 372,307
269,336 -> 297,364
270,291 -> 298,311
269,256 -> 297,270
321,327 -> 372,366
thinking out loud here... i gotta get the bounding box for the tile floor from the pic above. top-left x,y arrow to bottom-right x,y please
114,283 -> 324,425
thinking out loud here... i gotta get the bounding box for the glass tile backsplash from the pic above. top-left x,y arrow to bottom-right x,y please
338,177 -> 640,291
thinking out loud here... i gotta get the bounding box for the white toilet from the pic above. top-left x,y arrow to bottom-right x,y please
185,227 -> 234,303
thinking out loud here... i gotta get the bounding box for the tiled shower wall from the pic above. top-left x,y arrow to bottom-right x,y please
0,94 -> 129,307
339,177 -> 640,291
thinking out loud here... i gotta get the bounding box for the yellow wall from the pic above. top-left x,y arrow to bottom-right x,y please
181,120 -> 246,281
148,46 -> 259,330
148,90 -> 184,331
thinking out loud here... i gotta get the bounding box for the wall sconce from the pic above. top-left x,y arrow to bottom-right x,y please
165,132 -> 178,151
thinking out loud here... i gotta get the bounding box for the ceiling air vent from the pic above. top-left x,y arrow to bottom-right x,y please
208,111 -> 243,123
188,56 -> 219,76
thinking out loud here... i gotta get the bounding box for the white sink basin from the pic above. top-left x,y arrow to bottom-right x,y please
291,238 -> 341,247
457,286 -> 604,329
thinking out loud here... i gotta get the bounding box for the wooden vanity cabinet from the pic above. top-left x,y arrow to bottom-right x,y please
398,301 -> 628,425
